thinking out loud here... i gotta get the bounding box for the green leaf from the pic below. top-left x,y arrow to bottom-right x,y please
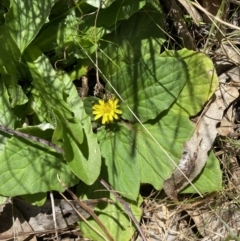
61,74 -> 101,185
138,50 -> 220,193
162,49 -> 218,116
136,113 -> 193,191
80,196 -> 142,241
0,80 -> 17,151
78,181 -> 142,241
82,0 -> 146,28
136,113 -> 221,194
51,112 -> 64,143
181,152 -> 222,193
29,88 -> 56,124
114,55 -> 187,122
0,26 -> 21,79
7,84 -> 28,107
98,0 -> 165,73
33,8 -> 83,52
0,80 -> 16,127
54,108 -> 84,148
0,134 -> 79,197
62,122 -> 101,185
33,4 -> 100,59
25,45 -> 73,120
97,124 -> 140,200
5,0 -> 56,53
20,192 -> 47,206
26,47 -> 100,185
96,49 -> 220,198
96,113 -> 191,200
93,1 -> 173,123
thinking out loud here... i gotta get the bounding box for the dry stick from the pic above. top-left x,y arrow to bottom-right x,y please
0,125 -> 64,154
50,191 -> 58,240
100,179 -> 147,241
57,176 -> 114,241
94,1 -> 104,90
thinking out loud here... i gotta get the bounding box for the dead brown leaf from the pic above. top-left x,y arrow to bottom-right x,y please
164,85 -> 239,200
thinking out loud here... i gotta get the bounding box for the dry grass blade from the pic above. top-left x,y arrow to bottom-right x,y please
178,0 -> 203,25
50,191 -> 58,239
192,0 -> 240,31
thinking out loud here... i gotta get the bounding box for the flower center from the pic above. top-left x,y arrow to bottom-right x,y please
103,102 -> 112,113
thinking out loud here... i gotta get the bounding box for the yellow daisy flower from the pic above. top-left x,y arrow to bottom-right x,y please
92,98 -> 122,124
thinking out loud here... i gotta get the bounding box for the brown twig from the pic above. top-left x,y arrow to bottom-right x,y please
100,179 -> 147,241
0,125 -> 64,154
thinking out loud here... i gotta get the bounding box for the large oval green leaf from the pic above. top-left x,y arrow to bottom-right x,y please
114,55 -> 187,122
0,136 -> 79,196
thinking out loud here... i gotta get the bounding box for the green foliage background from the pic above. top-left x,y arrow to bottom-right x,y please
0,0 -> 221,240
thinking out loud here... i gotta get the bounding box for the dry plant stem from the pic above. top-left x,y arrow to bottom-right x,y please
100,179 -> 147,241
178,0 -> 202,25
58,192 -> 109,241
54,46 -> 68,71
94,2 -> 104,90
0,125 -> 64,154
50,191 -> 58,240
78,76 -> 89,98
12,207 -> 17,241
57,176 -> 114,241
164,0 -> 196,50
192,0 -> 240,31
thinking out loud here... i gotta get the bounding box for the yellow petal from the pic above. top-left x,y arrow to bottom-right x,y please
113,99 -> 119,105
98,100 -> 105,105
93,110 -> 101,115
115,109 -> 122,114
94,114 -> 103,120
113,113 -> 118,119
102,114 -> 108,124
108,114 -> 114,122
92,106 -> 100,111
